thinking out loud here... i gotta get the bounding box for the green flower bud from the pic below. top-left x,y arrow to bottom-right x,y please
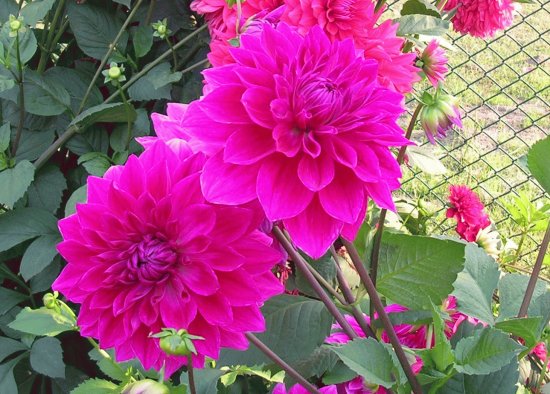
7,15 -> 26,37
43,292 -> 58,309
9,19 -> 21,31
108,66 -> 122,80
159,333 -> 191,356
121,379 -> 170,394
157,24 -> 167,35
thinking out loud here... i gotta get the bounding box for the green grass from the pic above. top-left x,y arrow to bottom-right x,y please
394,0 -> 550,274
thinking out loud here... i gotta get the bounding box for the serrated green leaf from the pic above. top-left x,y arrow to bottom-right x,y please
128,63 -> 180,101
66,127 -> 109,156
296,251 -> 336,298
0,160 -> 35,208
8,307 -> 75,336
397,14 -> 450,36
20,0 -> 56,25
401,0 -> 441,17
65,185 -> 87,217
180,368 -> 223,394
528,136 -> 550,195
0,0 -> 18,21
406,146 -> 447,175
0,288 -> 27,315
20,234 -> 61,281
495,317 -> 542,349
454,327 -> 524,375
47,67 -> 103,112
0,123 -> 10,152
79,152 -> 111,176
70,103 -> 137,131
292,345 -> 339,380
30,337 -> 65,378
67,2 -> 128,60
0,24 -> 37,68
0,208 -> 58,252
24,69 -> 71,116
219,295 -> 333,366
15,129 -> 55,162
498,273 -> 550,335
71,378 -> 118,394
88,349 -> 126,382
0,74 -> 15,94
27,165 -> 67,213
0,337 -> 27,363
452,244 -> 500,325
331,337 -> 396,388
133,24 -> 153,58
0,357 -> 20,394
377,233 -> 465,309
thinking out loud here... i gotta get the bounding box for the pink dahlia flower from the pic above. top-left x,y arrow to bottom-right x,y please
419,90 -> 462,143
182,23 -> 409,258
53,140 -> 284,376
443,0 -> 518,38
273,383 -> 337,394
281,0 -> 420,93
446,185 -> 491,242
419,39 -> 448,87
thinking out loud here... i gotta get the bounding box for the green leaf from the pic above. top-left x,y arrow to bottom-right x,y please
292,345 -> 339,380
27,165 -> 67,213
46,67 -> 103,112
454,327 -> 524,375
65,185 -> 87,217
0,337 -> 27,363
439,358 -> 519,394
0,0 -> 18,21
0,160 -> 35,208
495,317 -> 542,349
8,307 -> 75,336
377,233 -> 465,309
180,368 -> 224,394
428,302 -> 455,371
406,146 -> 448,175
20,0 -> 56,25
0,24 -> 38,67
295,252 -> 336,297
498,273 -> 550,335
133,25 -> 153,58
528,136 -> 550,195
88,349 -> 126,382
0,74 -> 15,94
15,129 -> 55,162
401,0 -> 441,17
67,2 -> 128,60
452,244 -> 500,325
0,208 -> 58,252
20,234 -> 61,281
0,357 -> 20,394
24,70 -> 71,116
128,62 -> 181,101
331,337 -> 396,388
0,122 -> 10,152
30,337 -> 65,378
78,152 -> 111,176
70,103 -> 137,131
0,288 -> 27,315
397,14 -> 450,36
66,127 -> 109,156
71,378 -> 118,394
219,295 -> 333,366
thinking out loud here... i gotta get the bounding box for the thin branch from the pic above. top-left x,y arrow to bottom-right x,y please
245,333 -> 321,394
187,354 -> 197,394
304,260 -> 346,304
518,222 -> 550,318
272,227 -> 359,341
11,34 -> 25,157
37,0 -> 66,73
331,247 -> 376,338
341,238 -> 423,394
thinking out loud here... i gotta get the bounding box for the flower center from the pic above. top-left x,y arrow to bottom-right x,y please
127,235 -> 177,282
327,0 -> 356,21
296,77 -> 341,129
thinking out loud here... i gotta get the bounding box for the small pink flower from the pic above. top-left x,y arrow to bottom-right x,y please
532,342 -> 548,365
443,0 -> 518,38
53,140 -> 284,376
419,40 -> 448,87
419,90 -> 462,143
182,23 -> 409,259
446,185 -> 491,242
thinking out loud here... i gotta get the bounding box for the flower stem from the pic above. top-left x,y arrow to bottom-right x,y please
305,260 -> 346,304
165,37 -> 178,69
518,221 -> 550,318
273,227 -> 359,340
331,247 -> 376,338
37,0 -> 66,73
341,238 -> 423,394
512,230 -> 527,265
11,33 -> 25,158
187,354 -> 197,394
369,102 -> 423,320
245,333 -> 321,394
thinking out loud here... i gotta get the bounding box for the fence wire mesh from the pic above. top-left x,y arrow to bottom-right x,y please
396,0 -> 550,270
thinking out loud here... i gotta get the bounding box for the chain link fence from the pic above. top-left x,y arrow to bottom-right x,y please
398,0 -> 550,268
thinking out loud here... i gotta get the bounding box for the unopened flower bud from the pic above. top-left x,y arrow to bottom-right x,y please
152,19 -> 171,39
8,15 -> 26,37
102,62 -> 126,84
121,379 -> 170,394
151,328 -> 203,357
9,19 -> 21,31
108,66 -> 122,80
419,90 -> 462,144
43,293 -> 58,309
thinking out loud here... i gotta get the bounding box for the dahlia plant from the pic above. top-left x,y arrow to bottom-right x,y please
0,1 -> 548,394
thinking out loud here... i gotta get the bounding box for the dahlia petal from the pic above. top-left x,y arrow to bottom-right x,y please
160,283 -> 197,328
230,305 -> 265,332
241,87 -> 276,128
365,181 -> 396,211
195,292 -> 233,325
179,262 -> 220,296
319,166 -> 365,223
257,156 -> 313,220
297,154 -> 335,191
217,269 -> 262,306
199,85 -> 250,124
209,206 -> 256,243
341,197 -> 368,241
201,153 -> 259,205
219,329 -> 248,350
224,126 -> 276,165
58,215 -> 82,241
189,315 -> 221,360
177,204 -> 217,245
284,196 -> 343,258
